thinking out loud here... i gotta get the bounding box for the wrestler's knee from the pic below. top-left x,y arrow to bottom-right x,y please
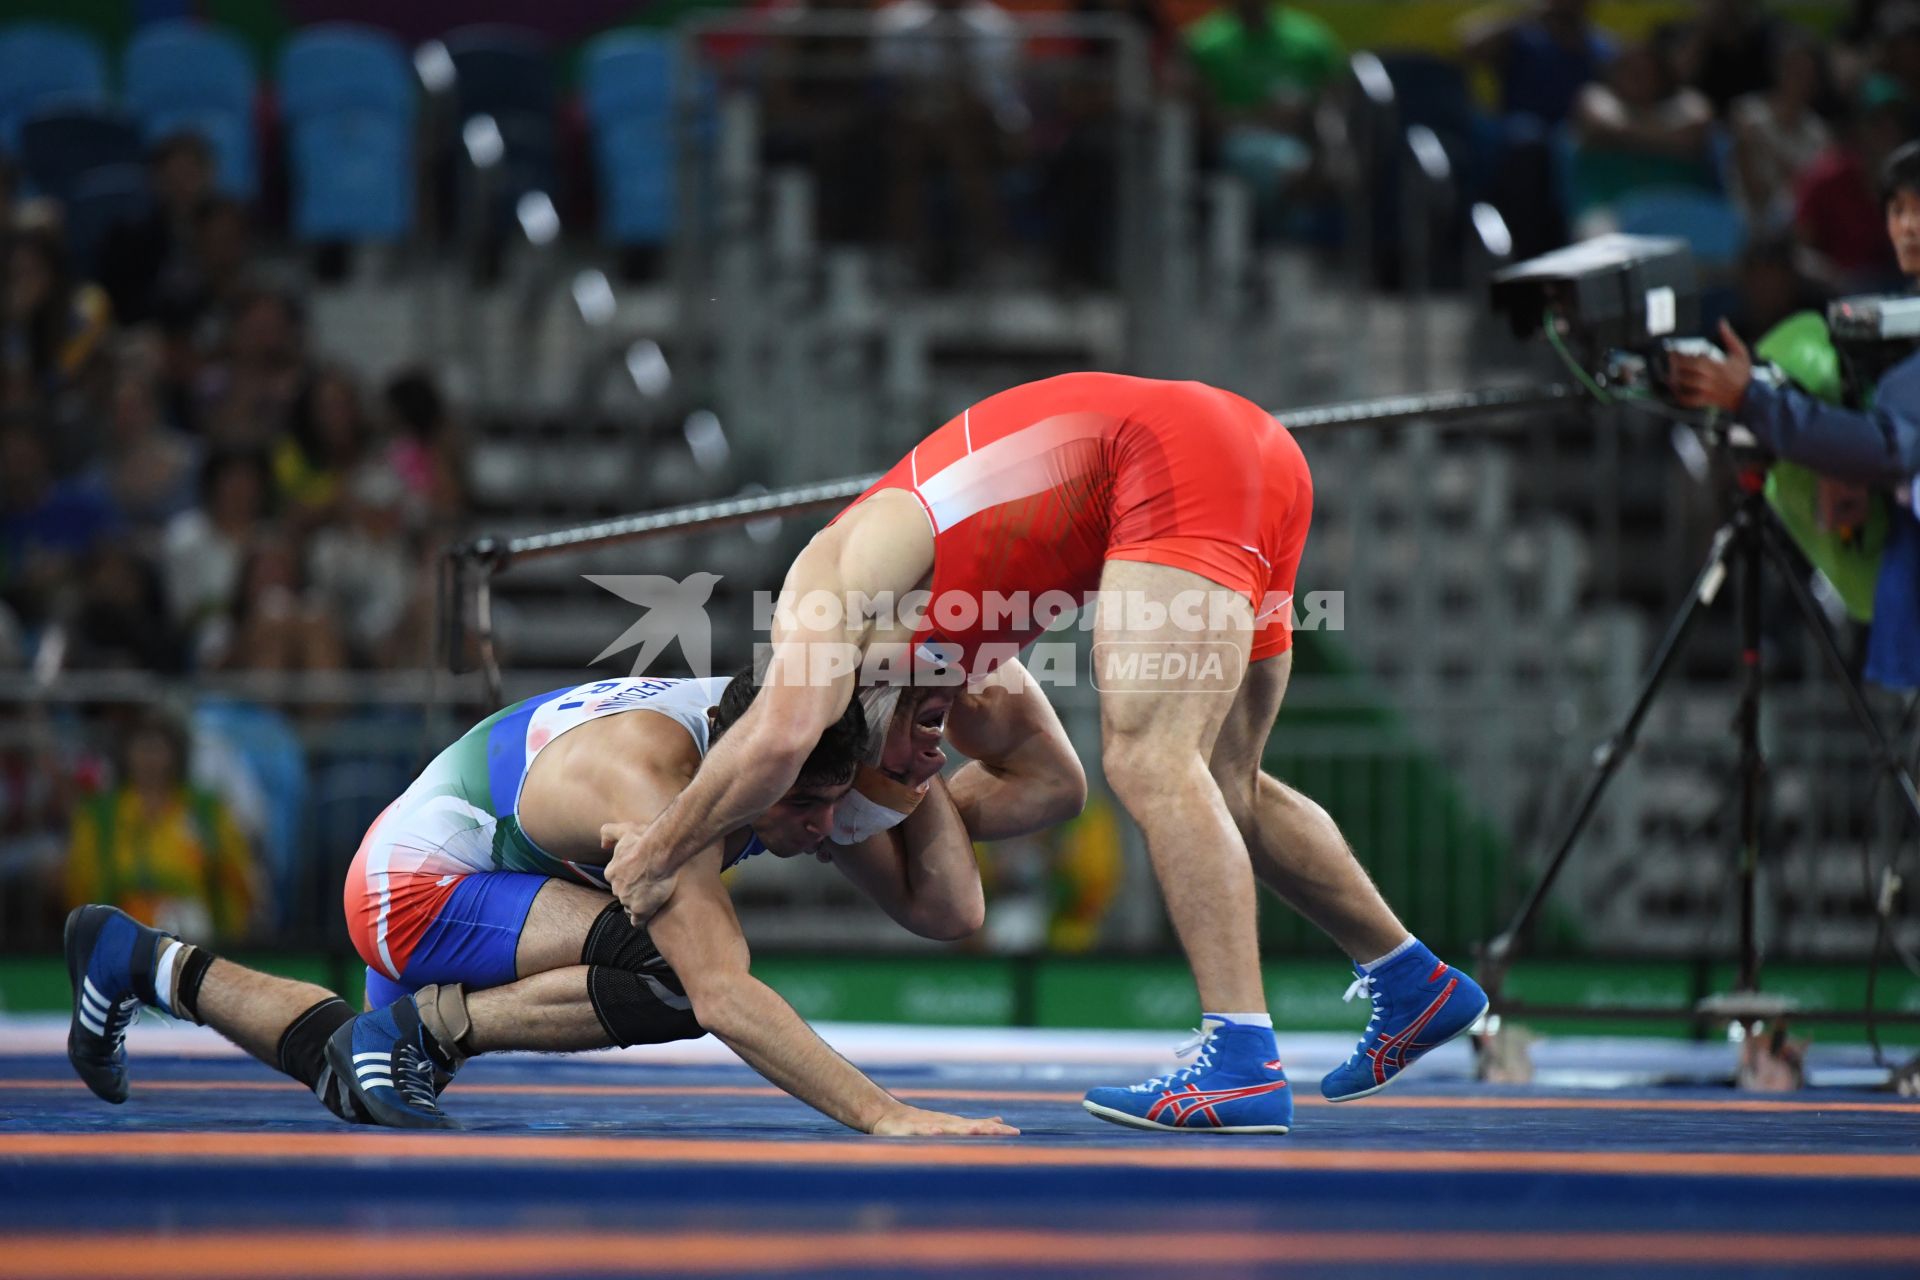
1101,724 -> 1204,808
580,901 -> 669,974
1210,760 -> 1259,832
588,966 -> 704,1046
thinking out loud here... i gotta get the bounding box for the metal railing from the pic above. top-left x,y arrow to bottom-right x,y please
445,381 -> 1583,703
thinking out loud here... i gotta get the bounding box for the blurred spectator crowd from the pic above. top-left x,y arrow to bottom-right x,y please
1,0 -> 1915,947
1,135 -> 464,681
0,29 -> 469,941
1460,0 -> 1918,304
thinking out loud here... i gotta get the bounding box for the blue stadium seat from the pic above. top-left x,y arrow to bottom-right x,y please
0,23 -> 108,151
192,697 -> 310,930
279,25 -> 416,242
124,20 -> 258,198
19,108 -> 143,206
582,31 -> 678,245
281,23 -> 413,119
583,30 -> 674,121
1613,186 -> 1746,269
62,162 -> 151,276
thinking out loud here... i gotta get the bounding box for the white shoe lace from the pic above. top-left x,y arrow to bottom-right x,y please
1130,1026 -> 1217,1093
102,996 -> 138,1051
395,1045 -> 443,1112
1342,973 -> 1384,1063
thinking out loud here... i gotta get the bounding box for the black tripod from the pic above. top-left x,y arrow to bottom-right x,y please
1482,452 -> 1920,1004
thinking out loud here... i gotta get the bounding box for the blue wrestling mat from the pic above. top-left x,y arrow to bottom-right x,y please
2,1020 -> 1917,1278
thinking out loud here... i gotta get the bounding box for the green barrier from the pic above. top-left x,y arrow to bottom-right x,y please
0,951 -> 361,1014
1259,628 -> 1529,955
752,955 -> 1022,1025
9,952 -> 1909,1044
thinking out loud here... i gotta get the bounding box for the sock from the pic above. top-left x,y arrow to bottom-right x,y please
151,939 -> 212,1023
1358,935 -> 1418,973
1204,1012 -> 1274,1028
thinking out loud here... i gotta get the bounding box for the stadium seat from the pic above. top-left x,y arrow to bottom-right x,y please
62,162 -> 151,276
124,20 -> 258,198
444,25 -> 558,222
1613,186 -> 1746,269
0,23 -> 109,151
19,108 -> 143,207
1377,52 -> 1494,196
279,25 -> 416,242
191,697 -> 309,930
582,29 -> 674,121
445,25 -> 556,124
581,31 -> 677,246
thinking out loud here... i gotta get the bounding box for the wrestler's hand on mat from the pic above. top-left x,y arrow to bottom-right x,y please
602,822 -> 678,925
869,1106 -> 1019,1137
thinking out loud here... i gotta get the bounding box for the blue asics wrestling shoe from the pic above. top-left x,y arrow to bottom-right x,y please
1320,942 -> 1488,1102
63,905 -> 169,1104
324,997 -> 461,1131
1082,1019 -> 1292,1133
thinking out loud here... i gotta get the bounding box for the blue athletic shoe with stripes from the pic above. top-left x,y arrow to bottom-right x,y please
324,997 -> 461,1130
64,905 -> 169,1104
1320,941 -> 1488,1102
1082,1019 -> 1292,1133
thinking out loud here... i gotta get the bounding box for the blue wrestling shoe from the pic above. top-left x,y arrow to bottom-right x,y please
1320,941 -> 1488,1102
324,997 -> 461,1130
63,905 -> 169,1104
1082,1019 -> 1292,1133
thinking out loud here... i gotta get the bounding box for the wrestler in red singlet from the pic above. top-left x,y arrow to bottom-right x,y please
837,371 -> 1313,670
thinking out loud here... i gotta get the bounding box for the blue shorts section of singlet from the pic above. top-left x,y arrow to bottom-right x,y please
362,870 -> 547,1009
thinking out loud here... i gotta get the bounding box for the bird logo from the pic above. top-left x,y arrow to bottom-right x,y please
585,572 -> 724,677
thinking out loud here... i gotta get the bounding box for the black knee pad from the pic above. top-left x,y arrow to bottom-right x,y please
276,997 -> 367,1124
586,964 -> 703,1047
582,902 -> 668,974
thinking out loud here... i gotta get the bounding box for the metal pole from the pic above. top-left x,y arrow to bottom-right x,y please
443,381 -> 1587,710
464,473 -> 887,571
1734,488 -> 1765,993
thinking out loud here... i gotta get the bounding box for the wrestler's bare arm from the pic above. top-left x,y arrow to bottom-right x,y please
607,493 -> 935,915
828,777 -> 984,941
647,847 -> 1014,1137
945,658 -> 1088,841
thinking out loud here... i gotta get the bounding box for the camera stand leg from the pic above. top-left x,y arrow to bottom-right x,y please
1480,521 -> 1739,995
1734,495 -> 1764,994
1759,516 -> 1920,834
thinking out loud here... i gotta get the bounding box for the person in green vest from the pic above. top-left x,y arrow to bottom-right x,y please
66,705 -> 257,944
1183,0 -> 1346,236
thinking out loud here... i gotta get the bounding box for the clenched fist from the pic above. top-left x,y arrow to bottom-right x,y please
601,821 -> 678,925
1667,319 -> 1755,413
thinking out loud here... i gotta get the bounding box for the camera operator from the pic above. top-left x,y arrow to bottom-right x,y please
1670,142 -> 1920,483
1668,140 -> 1920,686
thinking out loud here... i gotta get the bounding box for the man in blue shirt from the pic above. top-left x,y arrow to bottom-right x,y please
1461,0 -> 1617,132
1669,140 -> 1920,686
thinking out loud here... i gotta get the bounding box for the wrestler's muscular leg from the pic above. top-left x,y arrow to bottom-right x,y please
462,879 -> 617,1053
443,879 -> 700,1055
193,962 -> 346,1068
1209,651 -> 1408,962
1094,560 -> 1266,1014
